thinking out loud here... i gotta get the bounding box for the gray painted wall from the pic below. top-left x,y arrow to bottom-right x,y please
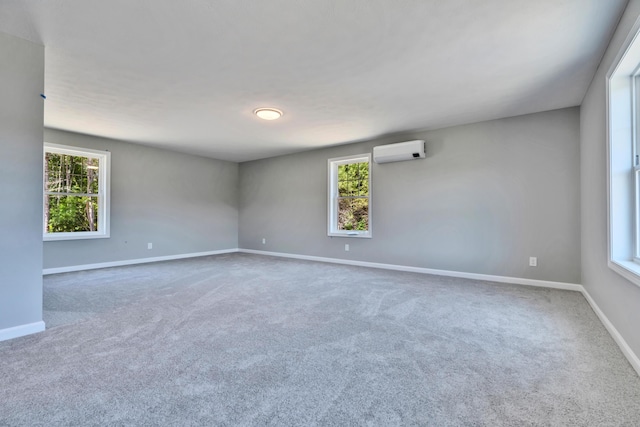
43,129 -> 239,269
240,108 -> 581,284
0,33 -> 44,330
581,0 -> 640,358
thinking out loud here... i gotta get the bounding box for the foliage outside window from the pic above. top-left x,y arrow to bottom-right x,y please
43,143 -> 110,241
328,154 -> 371,238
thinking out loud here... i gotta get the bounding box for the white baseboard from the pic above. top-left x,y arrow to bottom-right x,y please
581,288 -> 640,377
42,248 -> 240,275
238,249 -> 582,291
0,321 -> 45,342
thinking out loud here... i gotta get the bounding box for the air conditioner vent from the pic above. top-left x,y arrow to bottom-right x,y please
373,140 -> 425,164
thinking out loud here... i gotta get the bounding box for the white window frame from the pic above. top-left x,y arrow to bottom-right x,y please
606,15 -> 640,288
43,143 -> 111,241
327,153 -> 372,238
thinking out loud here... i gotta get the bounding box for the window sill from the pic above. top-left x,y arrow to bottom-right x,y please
328,232 -> 372,239
608,259 -> 640,288
44,232 -> 110,242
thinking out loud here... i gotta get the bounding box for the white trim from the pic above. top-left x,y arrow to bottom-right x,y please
44,232 -> 111,241
581,288 -> 640,377
606,15 -> 640,289
43,142 -> 111,241
327,153 -> 372,238
238,249 -> 582,291
0,321 -> 46,342
608,259 -> 640,287
42,248 -> 239,275
44,143 -> 110,157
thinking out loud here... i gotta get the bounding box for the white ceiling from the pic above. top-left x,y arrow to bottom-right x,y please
0,0 -> 628,162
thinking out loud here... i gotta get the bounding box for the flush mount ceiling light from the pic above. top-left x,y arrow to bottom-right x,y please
254,108 -> 283,120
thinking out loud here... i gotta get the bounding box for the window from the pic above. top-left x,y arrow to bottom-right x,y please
328,154 -> 371,238
43,143 -> 110,241
607,18 -> 640,287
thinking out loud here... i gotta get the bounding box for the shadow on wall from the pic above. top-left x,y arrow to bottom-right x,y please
425,137 -> 445,158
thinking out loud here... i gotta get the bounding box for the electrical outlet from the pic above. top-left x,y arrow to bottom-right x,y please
262,238 -> 266,245
345,244 -> 350,251
148,242 -> 153,250
529,257 -> 537,267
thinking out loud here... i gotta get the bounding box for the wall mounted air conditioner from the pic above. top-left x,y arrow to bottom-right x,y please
373,140 -> 425,164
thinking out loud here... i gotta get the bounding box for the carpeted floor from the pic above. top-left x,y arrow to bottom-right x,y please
1,253 -> 639,426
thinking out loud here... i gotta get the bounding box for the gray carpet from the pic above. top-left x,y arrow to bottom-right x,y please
1,253 -> 639,426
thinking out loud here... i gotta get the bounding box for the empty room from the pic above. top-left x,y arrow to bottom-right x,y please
2,1 -> 640,425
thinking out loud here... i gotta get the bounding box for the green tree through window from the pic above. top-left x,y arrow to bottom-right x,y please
328,153 -> 371,237
337,161 -> 369,231
45,152 -> 100,232
43,143 -> 110,240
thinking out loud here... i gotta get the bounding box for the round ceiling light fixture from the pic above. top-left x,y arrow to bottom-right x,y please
254,107 -> 283,120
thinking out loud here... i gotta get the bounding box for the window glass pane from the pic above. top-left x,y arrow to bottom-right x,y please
338,164 -> 348,181
330,155 -> 370,236
359,162 -> 368,177
338,181 -> 348,197
45,153 -> 99,195
338,162 -> 367,196
337,197 -> 369,231
44,152 -> 62,192
85,158 -> 100,194
345,164 -> 354,180
347,180 -> 355,196
45,195 -> 99,233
